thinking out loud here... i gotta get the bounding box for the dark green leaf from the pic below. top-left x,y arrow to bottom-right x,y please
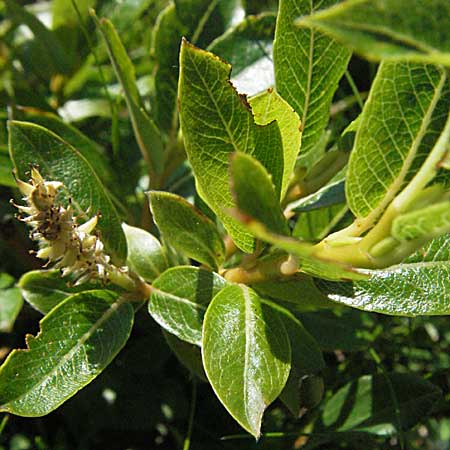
122,223 -> 168,282
149,267 -> 227,345
321,373 -> 442,434
149,191 -> 225,269
299,0 -> 450,66
202,284 -> 290,437
273,0 -> 351,168
0,290 -> 134,417
8,121 -> 127,262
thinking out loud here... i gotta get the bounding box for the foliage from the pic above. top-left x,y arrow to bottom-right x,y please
0,0 -> 449,449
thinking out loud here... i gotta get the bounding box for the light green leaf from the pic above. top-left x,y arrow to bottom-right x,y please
8,121 -> 127,262
298,0 -> 450,66
0,290 -> 134,417
392,201 -> 450,242
248,89 -> 302,198
94,15 -> 165,175
202,284 -> 290,437
0,287 -> 23,333
346,62 -> 450,225
18,270 -> 95,314
230,152 -> 289,235
149,267 -> 228,346
149,191 -> 225,269
5,0 -> 71,75
163,330 -> 207,381
179,39 -> 283,252
273,0 -> 351,168
316,234 -> 450,316
0,152 -> 14,188
322,373 -> 442,434
208,13 -> 276,95
122,223 -> 168,282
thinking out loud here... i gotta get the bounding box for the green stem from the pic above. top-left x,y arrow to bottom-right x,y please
0,415 -> 9,435
182,380 -> 197,450
344,70 -> 364,111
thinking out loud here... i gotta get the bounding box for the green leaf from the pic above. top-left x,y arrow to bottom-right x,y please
8,121 -> 127,262
316,234 -> 450,316
321,373 -> 442,434
163,330 -> 207,381
179,39 -> 284,252
298,0 -> 450,66
273,0 -> 351,168
122,223 -> 168,282
202,284 -> 290,437
18,270 -> 95,314
17,110 -> 112,186
346,62 -> 450,224
5,0 -> 71,75
253,274 -> 335,312
392,201 -> 450,242
208,13 -> 276,95
248,89 -> 302,198
149,191 -> 225,269
0,152 -> 15,188
0,287 -> 23,333
0,290 -> 134,417
93,15 -> 165,175
267,301 -> 325,374
230,153 -> 289,235
149,267 -> 228,346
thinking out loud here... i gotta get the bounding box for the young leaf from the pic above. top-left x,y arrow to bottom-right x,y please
0,287 -> 23,333
179,39 -> 284,252
346,63 -> 449,228
230,152 -> 289,236
248,89 -> 302,198
122,223 -> 168,282
321,373 -> 442,434
149,267 -> 228,346
316,234 -> 450,316
391,201 -> 450,242
0,290 -> 134,417
299,0 -> 450,67
208,13 -> 277,96
202,284 -> 291,438
149,191 -> 225,269
8,121 -> 127,262
273,0 -> 351,168
93,15 -> 165,175
18,270 -> 95,314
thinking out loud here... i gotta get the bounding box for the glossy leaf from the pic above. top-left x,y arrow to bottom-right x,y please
18,270 -> 95,314
230,152 -> 289,235
149,191 -> 225,269
346,63 -> 450,223
392,201 -> 450,242
122,223 -> 168,282
149,267 -> 227,345
8,121 -> 127,262
273,0 -> 351,168
248,89 -> 302,198
202,284 -> 290,437
208,13 -> 276,96
94,15 -> 165,175
316,234 -> 450,316
299,0 -> 450,66
0,290 -> 134,417
179,39 -> 284,252
0,287 -> 23,333
321,373 -> 442,434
